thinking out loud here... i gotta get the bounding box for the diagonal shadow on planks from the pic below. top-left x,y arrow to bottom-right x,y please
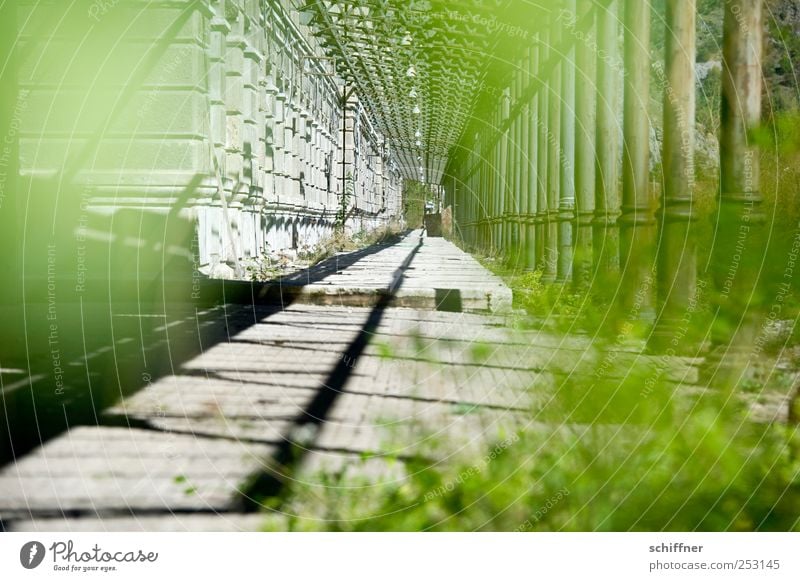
236,233 -> 425,510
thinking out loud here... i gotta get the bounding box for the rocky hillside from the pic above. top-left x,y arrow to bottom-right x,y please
648,0 -> 799,172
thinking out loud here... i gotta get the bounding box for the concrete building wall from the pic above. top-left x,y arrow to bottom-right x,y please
15,0 -> 403,279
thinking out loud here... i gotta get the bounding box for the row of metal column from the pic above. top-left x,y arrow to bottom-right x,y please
448,0 -> 763,354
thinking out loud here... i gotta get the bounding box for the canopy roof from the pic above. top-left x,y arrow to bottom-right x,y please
300,0 -> 545,184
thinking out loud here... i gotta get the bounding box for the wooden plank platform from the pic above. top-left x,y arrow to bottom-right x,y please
0,232 -> 528,531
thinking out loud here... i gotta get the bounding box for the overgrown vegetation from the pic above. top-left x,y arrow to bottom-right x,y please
302,222 -> 405,266
247,221 -> 404,282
